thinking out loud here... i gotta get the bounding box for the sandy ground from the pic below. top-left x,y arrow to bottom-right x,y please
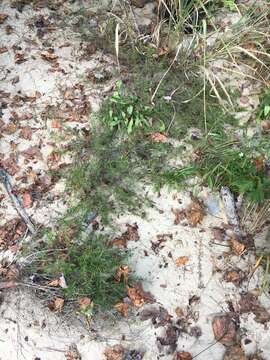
0,1 -> 270,359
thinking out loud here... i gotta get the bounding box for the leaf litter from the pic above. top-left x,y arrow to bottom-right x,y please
0,1 -> 270,359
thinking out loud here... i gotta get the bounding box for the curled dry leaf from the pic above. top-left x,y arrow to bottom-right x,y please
150,132 -> 168,143
185,200 -> 205,226
114,302 -> 129,317
175,256 -> 189,267
104,345 -> 124,360
78,297 -> 91,311
127,282 -> 155,308
174,351 -> 192,360
48,297 -> 64,312
41,51 -> 58,62
22,192 -> 33,208
15,53 -> 27,64
115,265 -> 129,283
239,293 -> 270,324
212,314 -> 238,346
230,238 -> 245,256
111,223 -> 139,247
223,345 -> 246,360
224,269 -> 246,286
20,126 -> 32,140
0,14 -> 8,24
0,47 -> 8,54
48,278 -> 60,287
65,344 -> 81,360
173,209 -> 186,225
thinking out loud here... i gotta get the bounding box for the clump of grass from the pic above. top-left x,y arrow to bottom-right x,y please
161,131 -> 270,202
33,233 -> 128,310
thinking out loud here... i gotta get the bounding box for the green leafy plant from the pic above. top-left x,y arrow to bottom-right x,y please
258,89 -> 270,120
103,81 -> 153,134
222,0 -> 236,11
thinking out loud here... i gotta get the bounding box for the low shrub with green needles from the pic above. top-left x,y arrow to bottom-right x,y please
34,233 -> 128,310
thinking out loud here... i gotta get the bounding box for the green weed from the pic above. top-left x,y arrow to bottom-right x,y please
161,131 -> 270,202
102,81 -> 153,134
258,89 -> 270,120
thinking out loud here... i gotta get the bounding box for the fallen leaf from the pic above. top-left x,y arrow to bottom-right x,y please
22,192 -> 33,208
157,324 -> 179,347
114,302 -> 129,317
127,282 -> 155,308
48,278 -> 60,287
212,314 -> 238,346
111,223 -> 139,247
230,238 -> 245,256
41,51 -> 58,62
175,256 -> 189,267
211,227 -> 226,241
65,344 -> 81,360
51,119 -> 62,128
186,200 -> 205,226
173,208 -> 186,225
115,265 -> 129,283
223,345 -> 247,360
52,297 -> 64,312
104,345 -> 124,360
20,127 -> 32,140
78,297 -> 92,310
5,25 -> 13,34
150,132 -> 168,143
0,14 -> 8,24
224,269 -> 246,286
174,352 -> 192,360
15,53 -> 27,64
3,122 -> 17,134
1,155 -> 19,175
21,146 -> 43,160
0,218 -> 27,249
0,47 -> 8,54
141,307 -> 171,328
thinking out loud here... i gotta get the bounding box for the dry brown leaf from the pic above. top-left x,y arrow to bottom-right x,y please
0,14 -> 8,24
173,208 -> 186,225
186,200 -> 205,226
3,122 -> 17,134
20,127 -> 32,140
150,132 -> 168,143
174,352 -> 192,360
48,279 -> 60,287
21,146 -> 43,160
115,265 -> 129,283
175,256 -> 189,267
0,47 -> 8,54
22,192 -> 32,208
212,314 -> 237,346
15,53 -> 27,64
53,297 -> 64,311
104,345 -> 124,360
65,344 -> 81,360
223,345 -> 247,360
127,282 -> 155,308
51,119 -> 62,129
78,297 -> 91,310
230,238 -> 245,256
111,223 -> 139,247
224,269 -> 245,286
41,51 -> 58,62
114,302 -> 129,317
1,155 -> 19,175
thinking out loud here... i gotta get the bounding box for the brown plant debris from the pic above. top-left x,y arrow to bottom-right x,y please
230,238 -> 246,256
115,265 -> 129,283
173,200 -> 205,227
111,223 -> 139,247
175,256 -> 189,267
174,352 -> 193,360
238,293 -> 270,324
127,282 -> 155,307
224,269 -> 246,286
114,302 -> 129,317
65,344 -> 81,360
223,345 -> 246,360
0,218 -> 27,250
140,306 -> 172,327
104,345 -> 124,360
212,314 -> 239,346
